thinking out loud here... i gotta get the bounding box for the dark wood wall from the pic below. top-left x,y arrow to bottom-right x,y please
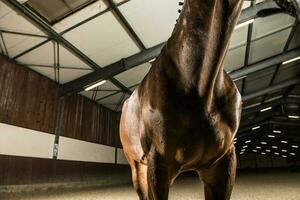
0,55 -> 61,133
0,55 -> 123,186
0,55 -> 119,146
61,94 -> 119,146
0,155 -> 130,186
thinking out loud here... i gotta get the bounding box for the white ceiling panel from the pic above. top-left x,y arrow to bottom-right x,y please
28,65 -> 54,80
63,11 -> 140,67
230,25 -> 248,48
242,1 -> 251,10
59,44 -> 91,69
53,0 -> 108,32
113,0 -> 124,4
256,0 -> 266,4
16,41 -> 54,65
0,1 -> 12,19
224,46 -> 246,72
79,91 -> 94,100
100,92 -> 130,111
118,0 -> 250,49
88,80 -> 120,91
2,33 -> 46,57
59,68 -> 91,84
114,62 -> 151,87
0,3 -> 45,35
249,28 -> 291,64
98,92 -> 124,105
103,104 -> 118,111
252,13 -> 295,40
118,0 -> 180,48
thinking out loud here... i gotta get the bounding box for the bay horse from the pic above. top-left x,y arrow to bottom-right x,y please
119,0 -> 300,199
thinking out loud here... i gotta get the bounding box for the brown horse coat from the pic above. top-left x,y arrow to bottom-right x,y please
119,0 -> 299,199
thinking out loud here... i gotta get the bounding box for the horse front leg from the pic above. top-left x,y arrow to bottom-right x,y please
129,160 -> 148,200
147,147 -> 172,200
198,147 -> 237,200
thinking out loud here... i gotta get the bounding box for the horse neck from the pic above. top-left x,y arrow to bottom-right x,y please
162,0 -> 243,101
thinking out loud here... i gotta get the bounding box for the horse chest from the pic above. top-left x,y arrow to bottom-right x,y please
143,106 -> 227,164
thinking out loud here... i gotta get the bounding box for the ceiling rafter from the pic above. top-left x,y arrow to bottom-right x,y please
62,1 -> 291,96
242,76 -> 300,101
11,0 -> 131,60
105,0 -> 146,51
242,97 -> 300,116
5,0 -> 132,95
240,110 -> 281,128
0,31 -> 8,57
3,0 -> 299,118
238,118 -> 300,135
229,24 -> 294,52
241,0 -> 254,96
229,48 -> 300,80
64,45 -> 300,95
95,83 -> 139,104
261,21 -> 299,104
0,29 -> 49,38
25,64 -> 93,71
64,43 -> 164,95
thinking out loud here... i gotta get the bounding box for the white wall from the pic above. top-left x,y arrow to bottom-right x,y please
58,136 -> 115,163
117,148 -> 128,164
0,122 -> 130,165
0,123 -> 54,159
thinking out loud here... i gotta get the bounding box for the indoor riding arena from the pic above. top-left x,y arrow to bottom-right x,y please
0,0 -> 300,200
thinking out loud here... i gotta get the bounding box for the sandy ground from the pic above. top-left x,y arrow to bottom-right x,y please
1,172 -> 300,200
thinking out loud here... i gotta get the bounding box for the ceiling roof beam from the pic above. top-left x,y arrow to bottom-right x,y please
269,119 -> 300,127
230,48 -> 300,80
63,45 -> 300,96
237,119 -> 300,140
238,120 -> 297,135
240,110 -> 280,128
242,97 -> 300,116
0,32 -> 8,56
6,0 -> 100,71
238,121 -> 270,134
105,0 -> 146,51
0,29 -> 49,38
6,0 -> 132,95
63,43 -> 164,95
24,64 -> 93,71
260,22 -> 299,104
240,0 -> 255,96
12,0 -> 131,60
242,77 -> 300,101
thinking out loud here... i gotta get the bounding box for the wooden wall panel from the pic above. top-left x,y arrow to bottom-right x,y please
61,95 -> 119,146
0,55 -> 61,133
0,55 -> 120,146
0,55 -> 125,186
0,155 -> 130,186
